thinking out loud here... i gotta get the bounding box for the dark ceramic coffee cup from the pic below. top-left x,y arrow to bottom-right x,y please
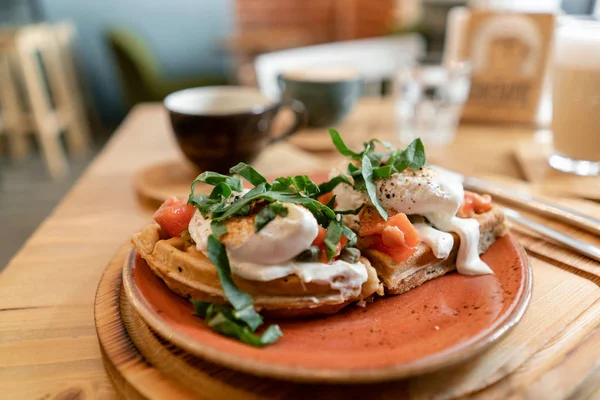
164,86 -> 306,173
278,70 -> 362,127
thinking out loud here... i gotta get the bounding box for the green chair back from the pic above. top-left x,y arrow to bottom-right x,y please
106,27 -> 163,106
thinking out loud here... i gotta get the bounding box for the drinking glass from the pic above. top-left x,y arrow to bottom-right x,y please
549,21 -> 600,176
395,62 -> 471,147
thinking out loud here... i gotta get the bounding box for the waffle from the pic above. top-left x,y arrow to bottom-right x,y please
131,224 -> 383,318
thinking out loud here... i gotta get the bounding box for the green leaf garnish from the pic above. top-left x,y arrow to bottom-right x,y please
325,194 -> 336,209
341,225 -> 357,247
392,138 -> 426,172
230,163 -> 268,186
317,174 -> 352,196
291,175 -> 320,197
329,129 -> 361,159
254,203 -> 289,232
326,132 -> 427,220
361,150 -> 388,220
206,235 -> 263,330
324,219 -> 343,261
334,203 -> 364,215
372,165 -> 394,179
211,220 -> 227,238
192,301 -> 282,347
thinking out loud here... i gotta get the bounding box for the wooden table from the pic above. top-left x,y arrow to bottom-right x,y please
1,98 -> 599,398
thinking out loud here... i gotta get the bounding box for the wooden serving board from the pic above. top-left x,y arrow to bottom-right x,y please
96,199 -> 600,400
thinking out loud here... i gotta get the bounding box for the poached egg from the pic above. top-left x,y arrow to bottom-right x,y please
333,166 -> 492,275
187,202 -> 369,299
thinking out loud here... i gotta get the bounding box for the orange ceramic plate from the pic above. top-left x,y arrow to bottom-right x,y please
122,233 -> 532,383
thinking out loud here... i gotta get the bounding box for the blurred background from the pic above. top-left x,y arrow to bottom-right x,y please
0,0 -> 598,268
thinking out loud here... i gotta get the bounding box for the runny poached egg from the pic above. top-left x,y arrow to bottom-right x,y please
187,202 -> 369,299
333,166 -> 492,275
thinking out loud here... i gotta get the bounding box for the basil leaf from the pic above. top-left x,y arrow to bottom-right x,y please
191,299 -> 211,317
211,220 -> 227,238
393,138 -> 426,172
269,203 -> 288,216
207,311 -> 282,347
362,152 -> 388,220
192,301 -> 282,347
206,235 -> 263,330
325,194 -> 336,209
347,162 -> 360,175
317,175 -> 352,196
209,182 -> 232,200
243,182 -> 268,198
329,129 -> 361,159
271,177 -> 294,192
232,304 -> 263,331
364,138 -> 393,150
372,165 -> 394,179
193,171 -> 243,192
230,163 -> 268,187
254,203 -> 288,232
367,151 -> 385,168
335,203 -> 364,215
292,175 -> 320,197
213,191 -> 335,222
324,220 -> 343,261
341,225 -> 357,247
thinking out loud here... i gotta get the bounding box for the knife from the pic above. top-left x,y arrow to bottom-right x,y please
463,176 -> 600,237
502,207 -> 600,263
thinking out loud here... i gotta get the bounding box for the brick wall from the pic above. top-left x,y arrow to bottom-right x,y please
235,0 -> 396,44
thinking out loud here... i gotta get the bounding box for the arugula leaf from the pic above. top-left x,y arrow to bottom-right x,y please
211,220 -> 227,238
392,138 -> 426,172
254,203 -> 288,232
325,194 -> 336,209
329,129 -> 361,159
324,220 -> 343,261
362,151 -> 388,220
317,175 -> 352,196
206,235 -> 263,330
230,163 -> 268,187
192,301 -> 282,347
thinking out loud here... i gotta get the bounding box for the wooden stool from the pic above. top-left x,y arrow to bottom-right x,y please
0,24 -> 92,179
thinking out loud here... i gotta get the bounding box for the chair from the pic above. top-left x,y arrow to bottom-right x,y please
0,24 -> 92,178
254,34 -> 426,101
106,28 -> 229,108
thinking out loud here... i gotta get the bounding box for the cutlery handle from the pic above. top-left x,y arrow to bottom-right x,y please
464,177 -> 600,237
503,207 -> 600,263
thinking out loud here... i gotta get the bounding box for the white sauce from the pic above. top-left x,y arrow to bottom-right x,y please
229,258 -> 368,300
188,202 -> 369,298
413,223 -> 454,259
376,167 -> 492,275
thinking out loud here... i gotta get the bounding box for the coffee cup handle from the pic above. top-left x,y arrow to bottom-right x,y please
268,99 -> 307,144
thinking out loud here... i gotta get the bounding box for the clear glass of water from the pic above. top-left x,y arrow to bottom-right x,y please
394,62 -> 471,147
